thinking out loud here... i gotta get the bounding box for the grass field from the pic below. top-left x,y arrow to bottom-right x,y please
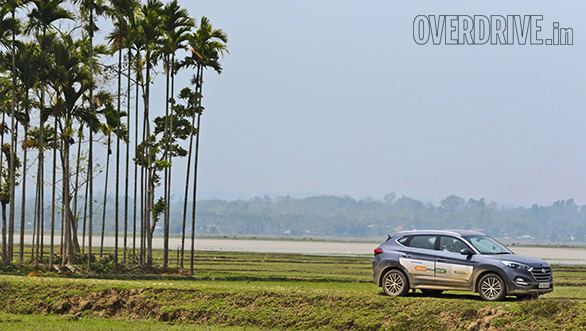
1,248 -> 585,330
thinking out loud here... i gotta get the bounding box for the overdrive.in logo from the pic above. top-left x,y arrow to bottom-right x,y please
413,15 -> 573,45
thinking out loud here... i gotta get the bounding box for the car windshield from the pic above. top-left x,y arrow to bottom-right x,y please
462,235 -> 512,255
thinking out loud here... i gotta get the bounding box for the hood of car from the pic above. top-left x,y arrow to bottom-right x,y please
483,253 -> 550,267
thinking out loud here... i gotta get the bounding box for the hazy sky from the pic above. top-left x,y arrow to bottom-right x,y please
87,1 -> 584,206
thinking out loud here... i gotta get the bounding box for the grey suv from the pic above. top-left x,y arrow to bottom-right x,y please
372,230 -> 553,301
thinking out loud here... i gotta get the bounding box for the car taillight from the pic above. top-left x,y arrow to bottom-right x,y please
374,248 -> 383,255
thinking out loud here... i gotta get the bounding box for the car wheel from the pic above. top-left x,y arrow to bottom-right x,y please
421,289 -> 443,296
478,273 -> 506,301
382,269 -> 409,297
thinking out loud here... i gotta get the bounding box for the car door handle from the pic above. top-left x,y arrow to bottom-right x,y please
437,258 -> 446,262
401,254 -> 411,258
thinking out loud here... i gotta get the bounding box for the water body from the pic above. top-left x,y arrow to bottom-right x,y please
16,235 -> 586,265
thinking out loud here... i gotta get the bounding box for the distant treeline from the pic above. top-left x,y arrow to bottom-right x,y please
16,194 -> 586,243
194,194 -> 586,242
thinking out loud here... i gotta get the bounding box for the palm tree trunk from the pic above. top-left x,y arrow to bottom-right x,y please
163,54 -> 170,269
60,200 -> 64,258
140,151 -> 144,265
35,160 -> 41,268
191,64 -> 204,274
88,7 -> 95,270
8,123 -> 17,261
88,127 -> 93,268
168,54 -> 176,268
19,122 -> 28,266
32,175 -> 38,262
69,126 -> 82,257
139,53 -> 146,267
190,111 -> 202,274
73,126 -> 82,239
8,8 -> 17,264
60,202 -> 66,266
62,131 -> 73,264
51,117 -> 58,265
145,54 -> 153,267
181,71 -> 199,269
1,202 -> 6,264
124,48 -> 132,264
100,132 -> 111,259
82,161 -> 89,255
38,95 -> 47,268
0,113 -> 5,264
115,42 -> 122,266
133,51 -> 140,263
40,129 -> 44,261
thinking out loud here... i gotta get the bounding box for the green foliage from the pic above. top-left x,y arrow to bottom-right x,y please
0,142 -> 20,204
99,101 -> 127,140
153,196 -> 165,223
189,195 -> 586,242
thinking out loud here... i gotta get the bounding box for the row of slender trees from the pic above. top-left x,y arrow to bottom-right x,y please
0,0 -> 228,273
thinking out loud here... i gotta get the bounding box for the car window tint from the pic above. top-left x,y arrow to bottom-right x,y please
397,236 -> 410,245
440,236 -> 468,253
408,235 -> 436,250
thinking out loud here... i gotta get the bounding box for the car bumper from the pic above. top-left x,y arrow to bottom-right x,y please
503,270 -> 554,295
507,280 -> 553,295
507,282 -> 554,295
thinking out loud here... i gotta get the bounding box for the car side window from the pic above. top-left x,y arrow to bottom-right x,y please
408,235 -> 436,250
440,236 -> 468,253
397,236 -> 410,246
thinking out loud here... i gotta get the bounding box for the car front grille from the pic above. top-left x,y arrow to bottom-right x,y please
531,267 -> 552,282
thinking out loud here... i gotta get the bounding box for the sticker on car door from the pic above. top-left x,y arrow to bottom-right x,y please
400,258 -> 435,275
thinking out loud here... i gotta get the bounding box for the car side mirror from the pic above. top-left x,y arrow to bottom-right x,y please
460,247 -> 473,255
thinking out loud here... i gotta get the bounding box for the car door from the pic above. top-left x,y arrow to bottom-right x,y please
434,236 -> 476,289
399,235 -> 437,285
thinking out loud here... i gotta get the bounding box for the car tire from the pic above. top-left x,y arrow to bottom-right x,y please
421,289 -> 443,296
478,273 -> 506,301
382,269 -> 409,297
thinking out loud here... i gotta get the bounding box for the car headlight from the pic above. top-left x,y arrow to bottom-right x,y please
501,261 -> 533,271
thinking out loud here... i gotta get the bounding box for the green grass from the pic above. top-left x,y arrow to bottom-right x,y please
1,249 -> 586,330
0,312 -> 257,331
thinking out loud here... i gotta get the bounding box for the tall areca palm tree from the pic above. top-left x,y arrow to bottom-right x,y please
97,99 -> 127,260
14,41 -> 44,266
0,139 -> 20,265
0,0 -> 19,265
160,0 -> 193,269
47,34 -> 101,264
184,17 -> 228,273
26,0 -> 72,269
106,12 -> 126,266
75,0 -> 110,270
0,78 -> 10,265
139,0 -> 163,266
119,0 -> 140,265
7,0 -> 25,265
108,0 -> 139,265
129,30 -> 145,264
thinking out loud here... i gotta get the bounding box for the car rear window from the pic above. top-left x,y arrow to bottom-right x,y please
405,235 -> 436,250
